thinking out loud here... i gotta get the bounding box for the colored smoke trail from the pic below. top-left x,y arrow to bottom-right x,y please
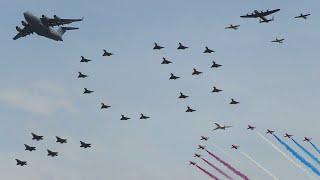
205,149 -> 249,180
255,131 -> 316,180
240,151 -> 279,180
292,139 -> 320,165
273,134 -> 320,176
212,143 -> 241,165
201,158 -> 234,180
195,164 -> 220,180
310,142 -> 320,155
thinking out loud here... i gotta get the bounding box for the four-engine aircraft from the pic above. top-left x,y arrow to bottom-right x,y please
241,9 -> 280,23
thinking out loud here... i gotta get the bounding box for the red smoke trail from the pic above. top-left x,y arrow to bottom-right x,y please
201,158 -> 234,180
195,164 -> 220,180
205,149 -> 249,180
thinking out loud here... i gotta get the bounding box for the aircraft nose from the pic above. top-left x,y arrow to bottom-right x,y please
23,11 -> 32,22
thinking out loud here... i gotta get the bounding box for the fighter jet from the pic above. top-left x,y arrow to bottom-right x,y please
240,9 -> 280,23
266,129 -> 275,134
15,159 -> 27,166
230,98 -> 239,104
231,145 -> 240,149
13,12 -> 82,41
177,42 -> 188,50
80,141 -> 91,148
212,86 -> 222,93
169,73 -> 180,80
78,72 -> 88,78
194,153 -> 201,158
101,103 -> 111,109
294,13 -> 311,19
192,68 -> 202,75
284,133 -> 293,139
211,61 -> 222,68
80,56 -> 92,63
197,145 -> 206,150
24,144 -> 36,151
203,46 -> 215,53
225,24 -> 240,30
247,125 -> 256,130
56,136 -> 67,144
271,38 -> 285,43
47,149 -> 58,157
153,43 -> 164,50
120,114 -> 130,120
140,113 -> 150,119
102,49 -> 113,56
303,137 -> 312,142
83,88 -> 94,94
161,57 -> 172,64
31,133 -> 43,141
212,123 -> 232,131
178,92 -> 189,99
189,161 -> 196,165
200,136 -> 209,141
186,106 -> 196,112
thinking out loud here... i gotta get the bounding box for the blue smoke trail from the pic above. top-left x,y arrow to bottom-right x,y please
292,139 -> 320,166
273,134 -> 320,176
310,142 -> 320,155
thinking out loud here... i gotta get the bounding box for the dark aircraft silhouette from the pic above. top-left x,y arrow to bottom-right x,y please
178,92 -> 189,99
197,145 -> 206,150
161,57 -> 172,64
16,159 -> 27,166
177,42 -> 188,50
303,137 -> 312,142
80,56 -> 92,63
192,68 -> 202,75
200,136 -> 209,141
284,133 -> 293,139
212,86 -> 222,93
230,98 -> 239,104
194,153 -> 201,158
56,136 -> 67,144
140,113 -> 150,119
31,133 -> 43,141
83,88 -> 94,94
78,72 -> 88,78
240,9 -> 280,23
80,141 -> 91,148
120,114 -> 130,120
169,73 -> 180,80
231,145 -> 240,149
203,46 -> 215,53
247,125 -> 256,130
186,106 -> 196,112
153,43 -> 164,50
47,149 -> 58,157
211,61 -> 222,68
225,24 -> 240,30
294,13 -> 310,19
189,161 -> 196,165
101,103 -> 111,109
266,129 -> 275,134
102,49 -> 113,56
271,38 -> 285,43
24,144 -> 36,151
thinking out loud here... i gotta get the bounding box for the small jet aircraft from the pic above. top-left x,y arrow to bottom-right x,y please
284,133 -> 293,139
169,73 -> 180,80
230,98 -> 239,104
240,9 -> 280,23
179,92 -> 189,99
153,43 -> 164,50
203,46 -> 215,53
192,68 -> 202,75
212,123 -> 232,131
120,114 -> 130,120
140,113 -> 150,119
247,125 -> 256,130
225,24 -> 240,30
212,86 -> 222,93
194,153 -> 201,158
31,133 -> 43,141
271,38 -> 285,43
101,103 -> 111,109
200,136 -> 209,141
16,159 -> 27,166
80,56 -> 92,63
177,42 -> 188,50
294,13 -> 311,19
13,11 -> 82,41
102,49 -> 113,56
231,145 -> 240,149
303,137 -> 312,142
56,136 -> 67,144
189,161 -> 196,165
80,141 -> 91,148
78,72 -> 88,78
211,61 -> 222,68
24,144 -> 36,151
47,149 -> 58,157
197,145 -> 206,150
161,57 -> 172,64
266,129 -> 275,134
186,106 -> 196,112
83,88 -> 94,94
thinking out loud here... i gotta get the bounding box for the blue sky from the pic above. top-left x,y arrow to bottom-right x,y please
0,0 -> 320,179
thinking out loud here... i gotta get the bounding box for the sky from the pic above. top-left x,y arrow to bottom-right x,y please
0,0 -> 320,179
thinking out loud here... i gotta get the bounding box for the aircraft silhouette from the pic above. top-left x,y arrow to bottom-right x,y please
177,42 -> 188,50
197,145 -> 206,150
47,149 -> 58,157
169,73 -> 180,80
102,49 -> 113,56
230,98 -> 239,104
225,24 -> 240,30
101,103 -> 111,109
266,129 -> 275,134
78,72 -> 88,78
212,123 -> 232,131
80,141 -> 91,148
120,114 -> 130,120
186,106 -> 196,112
240,9 -> 280,23
83,88 -> 94,94
24,144 -> 36,151
189,161 -> 196,165
56,136 -> 67,144
192,68 -> 202,75
231,145 -> 240,149
200,136 -> 209,141
247,125 -> 256,130
140,113 -> 150,119
31,133 -> 43,141
211,61 -> 222,68
161,57 -> 172,64
203,46 -> 215,53
16,159 -> 27,166
303,137 -> 312,142
212,86 -> 222,93
80,56 -> 92,63
153,43 -> 164,50
194,153 -> 201,158
178,92 -> 189,99
284,133 -> 293,139
272,38 -> 285,43
294,13 -> 310,19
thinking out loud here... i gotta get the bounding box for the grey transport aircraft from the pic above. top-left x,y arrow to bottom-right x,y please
13,11 -> 83,41
241,9 -> 280,23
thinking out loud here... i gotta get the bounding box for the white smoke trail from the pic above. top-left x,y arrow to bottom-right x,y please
255,131 -> 316,180
240,150 -> 279,180
212,142 -> 241,165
